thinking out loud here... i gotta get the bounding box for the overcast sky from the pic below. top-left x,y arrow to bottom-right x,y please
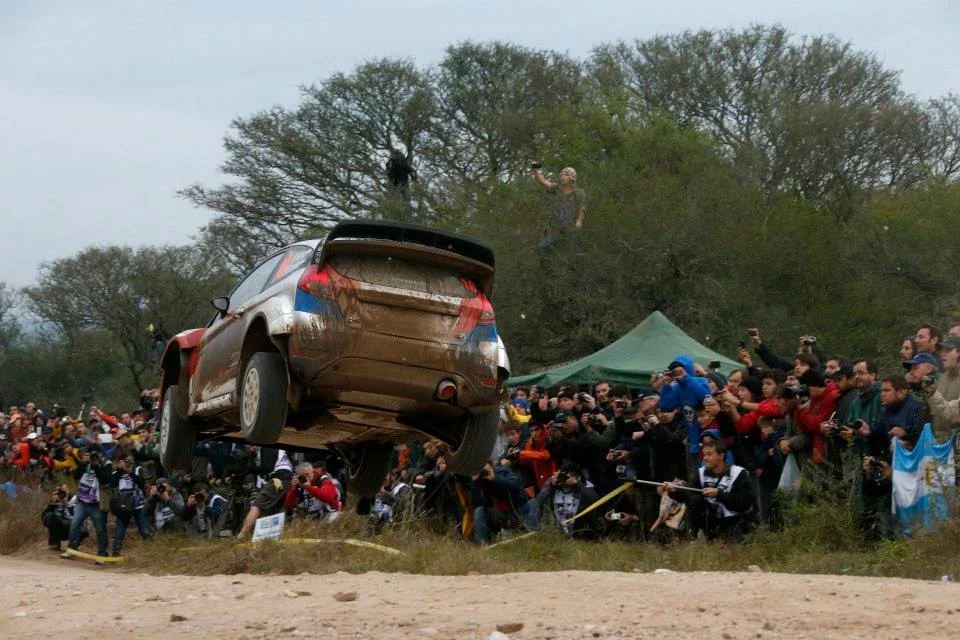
2,1 -> 958,288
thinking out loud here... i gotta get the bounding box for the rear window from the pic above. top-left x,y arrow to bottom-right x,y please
329,254 -> 477,298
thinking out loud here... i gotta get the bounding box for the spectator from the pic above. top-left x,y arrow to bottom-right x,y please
372,469 -> 413,528
658,355 -> 712,474
915,324 -> 941,357
876,374 -> 926,446
42,485 -> 76,551
531,163 -> 586,253
385,148 -> 417,200
235,448 -> 295,540
110,456 -> 150,555
185,482 -> 229,536
949,322 -> 960,338
928,335 -> 960,439
903,352 -> 939,388
900,336 -> 918,362
794,369 -> 840,480
284,461 -> 342,522
535,462 -> 601,539
145,477 -> 186,534
666,440 -> 756,542
515,422 -> 557,492
61,450 -> 112,563
471,460 -> 538,544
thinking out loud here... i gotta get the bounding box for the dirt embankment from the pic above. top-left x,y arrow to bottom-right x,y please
2,557 -> 958,639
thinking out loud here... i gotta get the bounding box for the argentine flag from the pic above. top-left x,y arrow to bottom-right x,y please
891,424 -> 955,536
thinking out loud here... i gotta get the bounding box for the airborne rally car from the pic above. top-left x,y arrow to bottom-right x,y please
158,220 -> 509,492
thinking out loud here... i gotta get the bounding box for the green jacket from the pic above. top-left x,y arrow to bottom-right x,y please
844,382 -> 882,458
929,368 -> 960,440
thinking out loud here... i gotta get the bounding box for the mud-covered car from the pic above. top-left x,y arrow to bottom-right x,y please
158,220 -> 509,492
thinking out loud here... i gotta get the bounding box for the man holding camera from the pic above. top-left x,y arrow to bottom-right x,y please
471,460 -> 538,544
42,484 -> 76,551
657,355 -> 712,477
284,461 -> 342,521
61,449 -> 112,562
146,477 -> 186,533
110,456 -> 150,555
184,482 -> 228,536
535,462 -> 601,539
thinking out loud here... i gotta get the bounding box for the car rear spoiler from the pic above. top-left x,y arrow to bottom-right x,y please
319,220 -> 497,295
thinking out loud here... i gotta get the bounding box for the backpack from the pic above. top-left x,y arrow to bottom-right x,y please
110,490 -> 135,516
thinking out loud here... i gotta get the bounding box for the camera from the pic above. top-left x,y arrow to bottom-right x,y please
531,162 -> 542,169
709,360 -> 721,370
193,493 -> 205,503
555,471 -> 570,484
298,474 -> 310,485
738,340 -> 746,349
801,335 -> 817,345
57,489 -> 67,500
156,483 -> 169,495
747,328 -> 758,337
615,464 -> 636,481
783,384 -> 809,401
615,400 -> 631,411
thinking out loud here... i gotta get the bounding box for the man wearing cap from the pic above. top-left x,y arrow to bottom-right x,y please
903,351 -> 939,390
927,335 -> 960,440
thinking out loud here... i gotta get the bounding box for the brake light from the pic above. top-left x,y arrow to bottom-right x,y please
477,294 -> 495,325
297,264 -> 334,299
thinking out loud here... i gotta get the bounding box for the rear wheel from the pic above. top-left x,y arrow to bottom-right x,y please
344,443 -> 393,497
159,384 -> 196,471
444,408 -> 499,475
239,352 -> 288,445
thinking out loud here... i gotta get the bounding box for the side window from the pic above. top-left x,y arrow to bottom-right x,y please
226,253 -> 284,312
265,246 -> 312,289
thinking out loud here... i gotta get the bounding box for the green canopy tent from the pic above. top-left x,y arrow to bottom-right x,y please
508,311 -> 741,388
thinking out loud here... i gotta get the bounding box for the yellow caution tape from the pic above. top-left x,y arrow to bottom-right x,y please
180,537 -> 404,556
65,548 -> 123,562
486,481 -> 633,550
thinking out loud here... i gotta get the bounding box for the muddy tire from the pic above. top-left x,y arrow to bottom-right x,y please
239,352 -> 288,445
159,384 -> 196,471
444,408 -> 499,475
345,443 -> 393,497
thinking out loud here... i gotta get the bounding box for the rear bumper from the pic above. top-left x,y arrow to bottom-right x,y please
287,312 -> 500,410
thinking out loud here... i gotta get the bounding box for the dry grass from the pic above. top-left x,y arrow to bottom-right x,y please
3,487 -> 960,581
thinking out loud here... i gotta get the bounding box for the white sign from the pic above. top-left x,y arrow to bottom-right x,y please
251,511 -> 285,542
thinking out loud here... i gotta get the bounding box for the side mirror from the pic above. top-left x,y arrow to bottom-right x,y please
211,296 -> 230,317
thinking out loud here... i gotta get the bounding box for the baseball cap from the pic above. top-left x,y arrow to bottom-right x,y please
557,389 -> 575,401
902,352 -> 939,369
941,336 -> 960,351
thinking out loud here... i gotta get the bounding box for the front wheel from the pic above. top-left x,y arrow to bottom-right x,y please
239,351 -> 288,445
443,408 -> 499,475
159,384 -> 196,471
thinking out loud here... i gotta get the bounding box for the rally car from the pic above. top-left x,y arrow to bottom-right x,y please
157,220 -> 509,493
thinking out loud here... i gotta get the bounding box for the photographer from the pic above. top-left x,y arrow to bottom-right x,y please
110,456 -> 150,555
61,449 -> 112,562
794,370 -> 839,483
657,355 -> 712,475
664,439 -> 755,543
284,461 -> 342,522
544,411 -> 602,486
145,477 -> 186,533
471,460 -> 538,544
235,448 -> 295,540
535,462 -> 601,539
42,485 -> 76,551
531,163 -> 585,254
185,482 -> 228,536
515,422 -> 557,492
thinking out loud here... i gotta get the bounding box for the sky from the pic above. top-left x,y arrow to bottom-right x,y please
2,1 -> 958,289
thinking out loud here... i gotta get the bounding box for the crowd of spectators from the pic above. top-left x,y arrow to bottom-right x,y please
4,320 -> 960,556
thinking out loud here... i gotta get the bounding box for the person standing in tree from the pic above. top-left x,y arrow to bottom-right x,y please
386,148 -> 417,201
531,163 -> 585,253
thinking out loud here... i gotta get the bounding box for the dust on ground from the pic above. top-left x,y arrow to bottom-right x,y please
2,556 -> 958,639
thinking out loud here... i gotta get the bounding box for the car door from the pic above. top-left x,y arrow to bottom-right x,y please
193,253 -> 285,405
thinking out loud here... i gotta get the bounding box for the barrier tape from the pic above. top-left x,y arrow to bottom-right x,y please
179,537 -> 404,556
486,481 -> 633,550
64,548 -> 123,562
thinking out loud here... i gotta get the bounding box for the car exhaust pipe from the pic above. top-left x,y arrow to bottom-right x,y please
436,379 -> 458,402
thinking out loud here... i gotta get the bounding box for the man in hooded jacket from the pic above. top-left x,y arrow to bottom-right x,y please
658,355 -> 711,479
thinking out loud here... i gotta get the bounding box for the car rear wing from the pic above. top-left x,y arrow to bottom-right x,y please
318,220 -> 496,296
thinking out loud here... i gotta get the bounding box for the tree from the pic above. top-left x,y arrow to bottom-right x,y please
589,25 -> 936,220
24,245 -> 234,393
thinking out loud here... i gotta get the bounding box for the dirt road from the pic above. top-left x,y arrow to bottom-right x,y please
2,557 -> 958,639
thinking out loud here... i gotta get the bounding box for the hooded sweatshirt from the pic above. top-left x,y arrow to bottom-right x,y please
658,355 -> 712,454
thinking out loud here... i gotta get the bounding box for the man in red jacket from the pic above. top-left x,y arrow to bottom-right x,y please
795,369 -> 839,472
284,461 -> 342,521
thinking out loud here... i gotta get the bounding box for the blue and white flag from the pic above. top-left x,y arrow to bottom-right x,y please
891,424 -> 955,536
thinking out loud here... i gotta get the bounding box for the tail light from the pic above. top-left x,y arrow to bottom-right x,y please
477,294 -> 495,325
298,263 -> 335,299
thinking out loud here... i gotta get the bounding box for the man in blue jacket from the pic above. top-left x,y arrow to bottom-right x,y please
658,355 -> 711,478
